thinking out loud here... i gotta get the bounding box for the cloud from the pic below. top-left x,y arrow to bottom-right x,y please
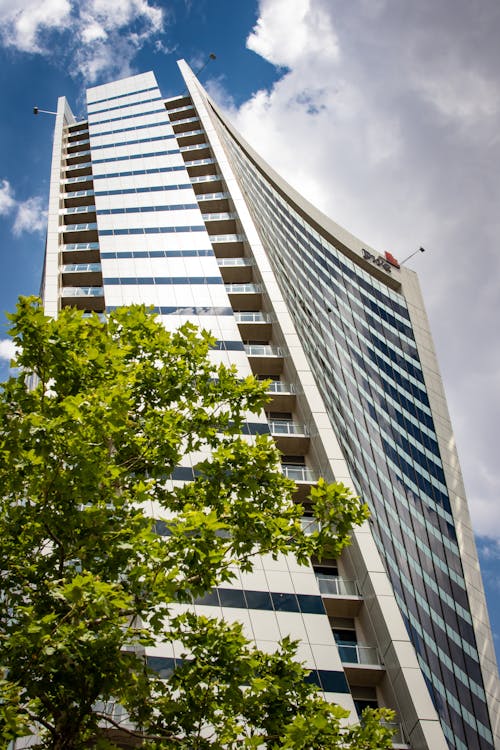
0,0 -> 71,53
13,196 -> 46,237
0,179 -> 46,237
0,0 -> 166,82
0,339 -> 17,363
209,0 -> 500,540
247,0 -> 339,67
0,179 -> 16,215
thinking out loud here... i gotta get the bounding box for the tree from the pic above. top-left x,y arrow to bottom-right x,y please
0,298 -> 394,749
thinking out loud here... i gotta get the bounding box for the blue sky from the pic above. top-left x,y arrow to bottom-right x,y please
0,0 -> 499,660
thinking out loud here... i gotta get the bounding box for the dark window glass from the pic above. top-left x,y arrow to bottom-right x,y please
297,594 -> 325,614
218,588 -> 247,608
272,592 -> 299,612
245,590 -> 273,610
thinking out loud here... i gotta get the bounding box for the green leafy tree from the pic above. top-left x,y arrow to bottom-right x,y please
0,298 -> 394,749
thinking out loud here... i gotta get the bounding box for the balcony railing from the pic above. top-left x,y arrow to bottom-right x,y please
191,174 -> 222,183
61,286 -> 104,297
63,175 -> 94,185
177,128 -> 204,138
186,157 -> 216,166
66,148 -> 91,159
62,263 -> 102,273
315,576 -> 359,597
212,234 -> 246,243
180,143 -> 208,152
299,517 -> 320,534
266,379 -> 294,393
65,161 -> 92,172
234,311 -> 271,322
167,104 -> 195,115
269,420 -> 308,436
218,257 -> 254,267
61,205 -> 96,215
171,116 -> 199,126
245,344 -> 283,357
282,465 -> 317,482
204,212 -> 237,221
65,137 -> 90,149
65,189 -> 95,199
196,192 -> 229,201
60,223 -> 98,233
336,643 -> 380,666
225,283 -> 261,294
62,242 -> 100,251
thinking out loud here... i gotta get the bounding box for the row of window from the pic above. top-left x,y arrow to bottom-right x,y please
99,225 -> 206,236
95,183 -> 192,197
88,95 -> 163,117
87,84 -> 158,107
89,106 -> 166,126
100,249 -> 213,259
93,148 -> 179,165
93,165 -> 185,180
104,275 -> 222,285
147,656 -> 349,694
91,118 -> 174,139
91,133 -> 175,150
105,304 -> 234,316
96,203 -> 198,215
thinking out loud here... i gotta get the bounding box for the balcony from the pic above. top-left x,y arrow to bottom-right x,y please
245,344 -> 284,376
264,379 -> 296,411
164,95 -> 192,110
180,143 -> 211,160
63,188 -> 95,208
268,419 -> 309,453
196,191 -> 229,212
211,233 -> 247,258
60,286 -> 105,311
316,575 -> 363,618
176,129 -> 206,147
65,137 -> 90,151
282,464 -> 317,501
62,175 -> 94,188
337,643 -> 385,687
65,149 -> 91,165
186,158 -> 217,177
61,206 -> 96,224
233,310 -> 272,340
64,161 -> 92,177
225,282 -> 262,311
61,242 -> 100,264
61,263 -> 102,286
171,116 -> 201,133
60,222 -> 98,243
168,105 -> 196,121
217,255 -> 253,282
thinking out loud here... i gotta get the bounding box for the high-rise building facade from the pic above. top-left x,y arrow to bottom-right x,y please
41,63 -> 499,750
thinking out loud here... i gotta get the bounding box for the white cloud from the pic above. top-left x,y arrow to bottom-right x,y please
0,0 -> 166,82
0,0 -> 71,53
0,179 -> 46,237
0,339 -> 17,363
13,196 -> 47,237
247,0 -> 339,68
210,0 -> 500,541
0,179 -> 16,215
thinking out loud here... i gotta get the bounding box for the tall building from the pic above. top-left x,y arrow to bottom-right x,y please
41,63 -> 499,750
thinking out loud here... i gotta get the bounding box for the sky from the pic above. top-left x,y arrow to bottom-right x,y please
0,0 -> 499,657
